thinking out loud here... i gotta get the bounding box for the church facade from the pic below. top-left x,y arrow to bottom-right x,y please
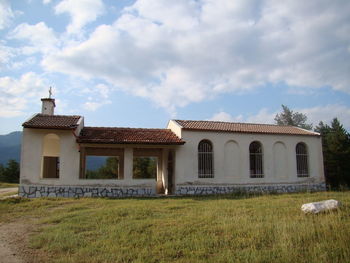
19,98 -> 326,198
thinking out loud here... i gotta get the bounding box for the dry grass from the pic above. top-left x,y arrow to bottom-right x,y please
0,191 -> 18,198
0,182 -> 18,188
0,191 -> 349,263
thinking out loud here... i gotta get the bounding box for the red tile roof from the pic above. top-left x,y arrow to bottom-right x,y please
23,114 -> 81,130
174,120 -> 319,136
78,127 -> 185,145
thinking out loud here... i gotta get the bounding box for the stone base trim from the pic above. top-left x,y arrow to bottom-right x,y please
19,185 -> 155,198
19,183 -> 327,198
175,183 -> 326,195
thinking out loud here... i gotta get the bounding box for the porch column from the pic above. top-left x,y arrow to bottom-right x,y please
124,148 -> 133,181
79,146 -> 86,179
162,148 -> 169,193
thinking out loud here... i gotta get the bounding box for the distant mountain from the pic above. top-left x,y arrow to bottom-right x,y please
0,131 -> 22,165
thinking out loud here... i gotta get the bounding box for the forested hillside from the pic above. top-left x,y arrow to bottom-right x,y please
0,131 -> 21,165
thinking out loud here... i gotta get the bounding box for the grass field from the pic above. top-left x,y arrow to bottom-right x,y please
0,191 -> 349,263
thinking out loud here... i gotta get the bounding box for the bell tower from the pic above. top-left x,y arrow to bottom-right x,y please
41,87 -> 55,115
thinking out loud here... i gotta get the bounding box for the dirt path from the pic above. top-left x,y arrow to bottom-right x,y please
0,188 -> 18,195
0,220 -> 45,263
0,223 -> 25,263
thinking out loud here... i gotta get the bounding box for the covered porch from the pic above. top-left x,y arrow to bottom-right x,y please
77,127 -> 185,195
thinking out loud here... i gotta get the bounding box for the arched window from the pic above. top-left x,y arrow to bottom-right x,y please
249,141 -> 263,178
296,143 -> 309,177
42,134 -> 60,179
198,140 -> 214,178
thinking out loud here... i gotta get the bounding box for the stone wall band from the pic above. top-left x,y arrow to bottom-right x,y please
19,183 -> 326,198
18,185 -> 155,198
174,183 -> 326,195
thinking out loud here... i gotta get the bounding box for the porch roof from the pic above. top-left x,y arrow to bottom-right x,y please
77,127 -> 185,145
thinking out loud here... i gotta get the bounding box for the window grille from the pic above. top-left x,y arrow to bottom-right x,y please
198,140 -> 214,178
296,143 -> 309,177
249,141 -> 264,178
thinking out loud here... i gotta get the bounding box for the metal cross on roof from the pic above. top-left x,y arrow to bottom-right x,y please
49,86 -> 52,98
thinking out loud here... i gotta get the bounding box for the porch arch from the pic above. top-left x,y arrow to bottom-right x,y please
42,133 -> 60,179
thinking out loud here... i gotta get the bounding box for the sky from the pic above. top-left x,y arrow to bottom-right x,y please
0,0 -> 350,134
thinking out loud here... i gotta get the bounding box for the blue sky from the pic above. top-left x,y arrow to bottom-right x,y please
1,0 -> 350,134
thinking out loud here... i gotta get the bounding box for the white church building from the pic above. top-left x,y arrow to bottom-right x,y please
19,98 -> 326,198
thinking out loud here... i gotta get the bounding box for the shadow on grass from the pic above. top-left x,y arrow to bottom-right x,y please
101,191 -> 279,202
5,189 -> 346,203
189,191 -> 280,201
0,196 -> 31,204
111,188 -> 344,202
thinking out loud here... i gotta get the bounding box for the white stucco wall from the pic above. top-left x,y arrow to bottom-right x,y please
20,128 -> 176,189
42,134 -> 60,156
20,122 -> 325,194
20,128 -> 81,186
167,120 -> 182,138
172,130 -> 325,186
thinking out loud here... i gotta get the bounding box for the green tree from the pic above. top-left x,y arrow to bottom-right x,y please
133,157 -> 157,179
0,163 -> 4,182
0,159 -> 20,183
275,105 -> 313,130
86,157 -> 119,179
99,157 -> 119,179
315,118 -> 350,188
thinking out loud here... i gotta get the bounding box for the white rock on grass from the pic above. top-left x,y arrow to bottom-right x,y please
301,199 -> 341,214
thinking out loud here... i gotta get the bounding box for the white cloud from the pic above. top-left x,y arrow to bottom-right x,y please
0,41 -> 15,69
9,56 -> 37,70
245,109 -> 276,124
208,111 -> 243,123
9,22 -> 58,55
299,105 -> 350,130
0,0 -> 14,30
95,83 -> 111,99
209,108 -> 275,125
41,0 -> 350,110
43,0 -> 52,4
127,0 -> 200,31
80,83 -> 112,111
209,105 -> 350,130
0,73 -> 48,117
83,99 -> 111,111
55,0 -> 105,34
0,97 -> 27,117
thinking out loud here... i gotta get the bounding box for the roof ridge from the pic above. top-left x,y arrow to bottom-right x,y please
37,113 -> 81,118
84,126 -> 170,130
174,119 -> 299,128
